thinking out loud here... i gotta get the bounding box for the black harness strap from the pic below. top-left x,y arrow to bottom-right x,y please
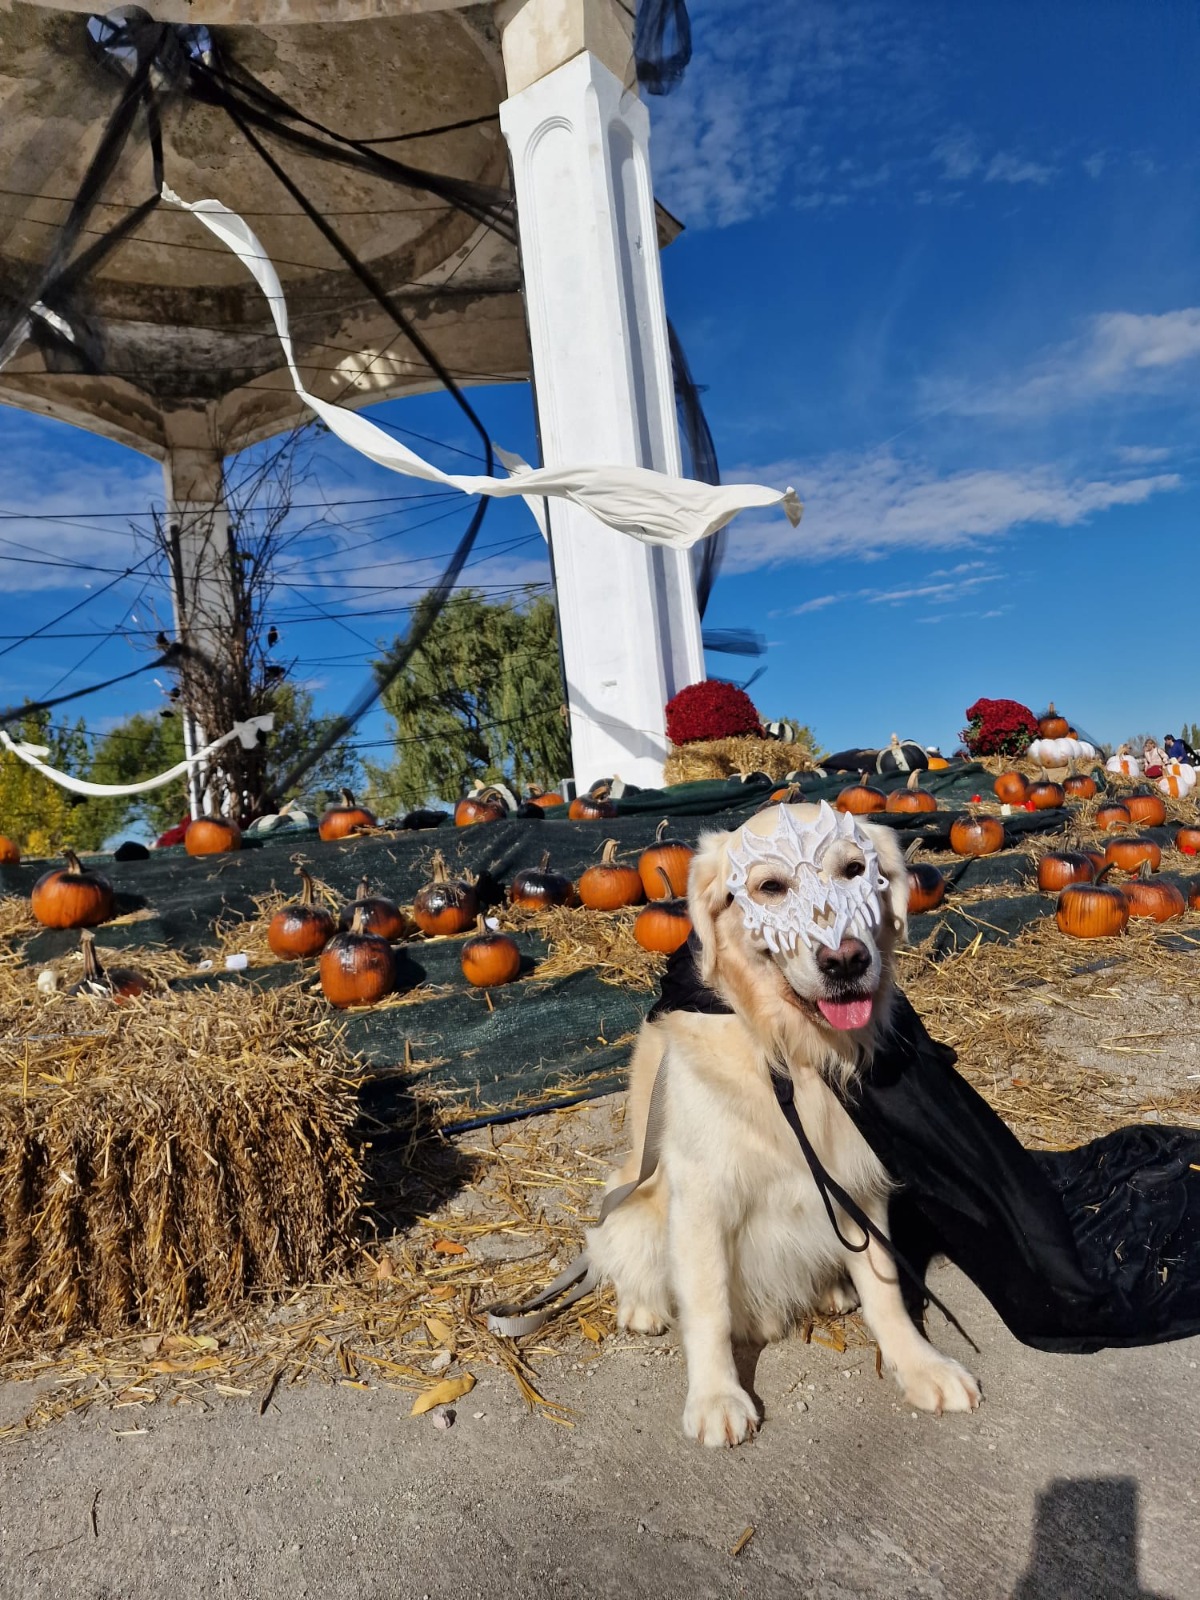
771,1067 -> 978,1352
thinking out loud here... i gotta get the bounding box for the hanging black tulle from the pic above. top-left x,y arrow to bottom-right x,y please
634,0 -> 694,95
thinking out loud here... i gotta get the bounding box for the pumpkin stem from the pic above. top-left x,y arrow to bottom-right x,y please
474,914 -> 487,935
80,929 -> 101,983
355,876 -> 370,903
339,788 -> 357,808
296,864 -> 316,906
429,850 -> 448,884
906,770 -> 920,791
904,837 -> 923,862
600,838 -> 620,866
350,903 -> 370,936
656,865 -> 677,901
656,819 -> 669,843
63,848 -> 83,876
589,780 -> 612,801
538,851 -> 551,873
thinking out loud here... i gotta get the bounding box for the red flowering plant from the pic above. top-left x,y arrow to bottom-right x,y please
665,680 -> 763,745
961,697 -> 1039,758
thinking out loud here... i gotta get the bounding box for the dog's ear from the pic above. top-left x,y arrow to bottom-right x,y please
687,828 -> 733,986
864,822 -> 909,941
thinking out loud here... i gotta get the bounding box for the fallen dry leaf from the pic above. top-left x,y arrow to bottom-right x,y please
410,1374 -> 475,1416
577,1316 -> 603,1344
431,1239 -> 467,1255
430,1285 -> 457,1302
424,1317 -> 455,1348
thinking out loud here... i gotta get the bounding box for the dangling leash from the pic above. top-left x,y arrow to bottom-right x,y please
486,1057 -> 975,1351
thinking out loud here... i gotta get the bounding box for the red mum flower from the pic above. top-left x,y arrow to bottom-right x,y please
666,680 -> 762,745
961,697 -> 1039,758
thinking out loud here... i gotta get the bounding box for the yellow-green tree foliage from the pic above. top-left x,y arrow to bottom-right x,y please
0,712 -> 95,858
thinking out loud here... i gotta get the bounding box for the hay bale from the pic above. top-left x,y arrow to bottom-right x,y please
663,735 -> 813,786
0,979 -> 364,1341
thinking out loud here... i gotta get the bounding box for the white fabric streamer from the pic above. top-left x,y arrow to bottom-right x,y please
0,714 -> 274,798
161,186 -> 802,548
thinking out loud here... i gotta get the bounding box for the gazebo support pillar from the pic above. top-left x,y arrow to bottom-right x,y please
499,2 -> 706,792
161,442 -> 233,818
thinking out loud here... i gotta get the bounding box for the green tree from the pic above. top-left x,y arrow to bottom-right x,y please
368,589 -> 569,812
0,710 -> 98,857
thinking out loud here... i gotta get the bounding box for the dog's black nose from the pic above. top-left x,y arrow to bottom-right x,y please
816,938 -> 871,983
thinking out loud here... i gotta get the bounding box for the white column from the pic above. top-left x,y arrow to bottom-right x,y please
499,15 -> 706,791
161,445 -> 233,817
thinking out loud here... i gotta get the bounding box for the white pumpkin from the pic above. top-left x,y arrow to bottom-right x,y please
1107,750 -> 1142,776
1157,762 -> 1197,797
1029,736 -> 1096,766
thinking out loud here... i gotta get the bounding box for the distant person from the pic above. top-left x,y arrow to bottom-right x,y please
1142,740 -> 1165,778
1164,732 -> 1196,765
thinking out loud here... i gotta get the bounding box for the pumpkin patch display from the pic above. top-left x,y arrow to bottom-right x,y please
885,771 -> 937,815
1104,836 -> 1162,874
1037,852 -> 1097,893
185,815 -> 241,856
413,852 -> 478,937
578,840 -> 644,910
906,863 -> 946,913
338,876 -> 409,941
1106,747 -> 1142,777
1123,793 -> 1167,828
993,771 -> 1029,804
461,918 -> 522,987
319,789 -> 376,841
836,777 -> 886,815
1026,780 -> 1065,811
1095,802 -> 1132,831
1038,704 -> 1069,739
638,821 -> 694,899
1122,865 -> 1185,923
319,905 -> 396,1008
949,815 -> 1005,857
1056,878 -> 1129,939
509,854 -> 574,910
268,864 -> 336,958
31,850 -> 115,928
634,870 -> 693,953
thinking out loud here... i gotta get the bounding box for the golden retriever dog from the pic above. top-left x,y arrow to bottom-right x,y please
586,801 -> 980,1447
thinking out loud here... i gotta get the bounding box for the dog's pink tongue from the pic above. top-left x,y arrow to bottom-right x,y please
817,995 -> 875,1031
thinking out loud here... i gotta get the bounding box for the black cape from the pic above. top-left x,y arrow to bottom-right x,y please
649,937 -> 1200,1353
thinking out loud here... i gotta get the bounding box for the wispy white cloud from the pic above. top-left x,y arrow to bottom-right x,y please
1115,444 -> 1172,464
725,450 -> 1181,570
985,151 -> 1057,186
928,308 -> 1200,417
931,130 -> 981,181
785,567 -> 1003,617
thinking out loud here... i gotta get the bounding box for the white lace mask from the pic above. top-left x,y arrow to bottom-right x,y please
725,801 -> 889,955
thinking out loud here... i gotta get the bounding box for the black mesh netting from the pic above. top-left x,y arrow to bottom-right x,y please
6,765 -> 1189,1130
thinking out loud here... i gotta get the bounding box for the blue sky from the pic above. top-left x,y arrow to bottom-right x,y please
2,0 -> 1198,776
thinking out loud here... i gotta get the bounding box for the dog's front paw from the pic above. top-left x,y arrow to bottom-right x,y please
820,1278 -> 860,1315
895,1353 -> 981,1415
618,1303 -> 668,1336
683,1387 -> 759,1447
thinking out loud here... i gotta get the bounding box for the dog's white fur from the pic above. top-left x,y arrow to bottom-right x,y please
587,803 -> 980,1447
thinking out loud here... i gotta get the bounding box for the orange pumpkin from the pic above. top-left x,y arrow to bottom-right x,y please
185,815 -> 242,856
1104,836 -> 1162,874
1095,802 -> 1132,831
31,850 -> 115,928
1039,704 -> 1069,739
769,783 -> 804,805
1176,827 -> 1200,857
338,876 -> 409,941
578,839 -> 644,910
1063,774 -> 1097,801
69,929 -> 150,1002
1037,851 -> 1097,892
634,870 -> 693,953
1122,867 -> 1185,922
949,816 -> 1005,857
907,863 -> 946,914
1026,781 -> 1065,811
510,853 -> 574,910
268,864 -> 336,958
993,771 -> 1028,805
455,787 -> 508,827
927,755 -> 950,771
836,778 -> 886,815
461,918 -> 522,987
319,789 -> 376,841
523,786 -> 564,812
1056,880 -> 1129,939
1189,880 -> 1200,912
886,770 -> 937,815
413,851 -> 478,937
0,835 -> 20,864
1124,793 -> 1167,828
569,782 -> 617,821
638,821 -> 694,900
318,905 -> 396,1008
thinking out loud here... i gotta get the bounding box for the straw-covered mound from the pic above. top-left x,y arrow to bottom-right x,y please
0,976 -> 364,1341
663,734 -> 813,786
